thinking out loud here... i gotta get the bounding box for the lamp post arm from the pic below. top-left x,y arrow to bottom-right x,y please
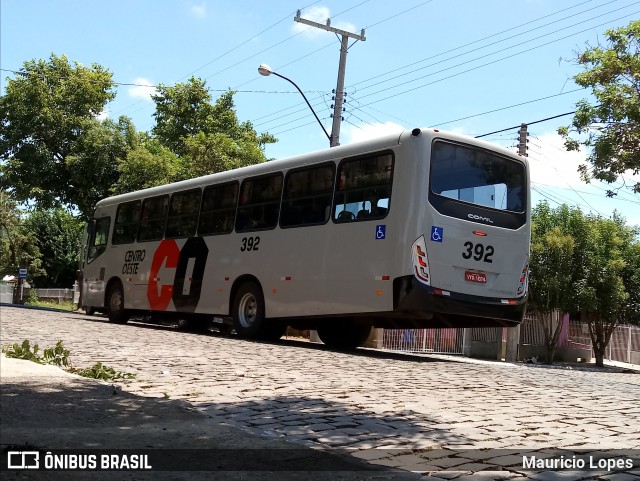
270,71 -> 331,143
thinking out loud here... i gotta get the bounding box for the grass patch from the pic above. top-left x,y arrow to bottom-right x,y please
25,299 -> 78,311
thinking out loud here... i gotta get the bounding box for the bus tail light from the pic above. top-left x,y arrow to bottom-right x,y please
411,236 -> 431,286
516,258 -> 529,297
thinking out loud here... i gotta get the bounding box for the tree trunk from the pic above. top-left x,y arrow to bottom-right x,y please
539,310 -> 563,365
594,347 -> 605,367
545,345 -> 556,364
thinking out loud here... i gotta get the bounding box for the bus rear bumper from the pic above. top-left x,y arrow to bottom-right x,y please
392,276 -> 527,328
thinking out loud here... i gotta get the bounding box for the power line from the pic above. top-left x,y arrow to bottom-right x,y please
475,112 -> 578,138
348,0 -> 620,91
232,1 -> 636,131
349,7 -> 639,107
179,3 -> 320,82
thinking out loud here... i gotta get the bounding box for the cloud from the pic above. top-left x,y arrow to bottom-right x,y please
96,108 -> 109,121
292,6 -> 357,40
527,131 -> 587,188
188,2 -> 207,19
128,77 -> 157,102
343,121 -> 405,145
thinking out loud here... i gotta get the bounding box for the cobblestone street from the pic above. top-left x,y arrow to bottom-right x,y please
2,306 -> 639,479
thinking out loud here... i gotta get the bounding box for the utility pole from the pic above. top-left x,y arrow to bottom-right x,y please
294,10 -> 365,147
518,123 -> 529,156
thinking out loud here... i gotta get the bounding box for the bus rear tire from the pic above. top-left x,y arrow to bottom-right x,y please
107,282 -> 129,324
317,321 -> 371,350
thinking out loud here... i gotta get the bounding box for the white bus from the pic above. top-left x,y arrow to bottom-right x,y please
82,128 -> 530,349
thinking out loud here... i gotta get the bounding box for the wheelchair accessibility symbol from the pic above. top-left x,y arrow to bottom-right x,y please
375,225 -> 386,240
431,226 -> 443,242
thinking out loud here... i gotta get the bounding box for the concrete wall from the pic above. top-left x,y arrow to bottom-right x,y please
469,340 -> 504,360
0,284 -> 13,304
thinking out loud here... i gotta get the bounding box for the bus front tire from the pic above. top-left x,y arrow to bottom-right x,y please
107,283 -> 129,324
232,282 -> 285,341
232,282 -> 265,339
317,321 -> 371,350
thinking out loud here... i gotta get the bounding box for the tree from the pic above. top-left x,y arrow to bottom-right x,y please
619,240 -> 640,326
110,136 -> 180,195
529,203 -> 576,363
528,203 -> 638,366
66,117 -> 137,218
152,79 -> 275,172
558,20 -> 640,195
23,208 -> 84,288
0,193 -> 44,282
0,54 -> 116,211
178,131 -> 271,180
573,216 -> 629,367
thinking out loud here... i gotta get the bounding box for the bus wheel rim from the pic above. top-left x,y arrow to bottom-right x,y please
238,293 -> 257,328
110,289 -> 122,312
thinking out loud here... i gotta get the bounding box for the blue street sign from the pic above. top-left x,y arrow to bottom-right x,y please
18,268 -> 28,279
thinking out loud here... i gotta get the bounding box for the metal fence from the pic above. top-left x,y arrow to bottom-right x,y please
35,288 -> 75,302
382,328 -> 465,354
381,316 -> 639,365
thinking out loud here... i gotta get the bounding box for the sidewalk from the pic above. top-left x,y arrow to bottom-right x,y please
0,354 -> 419,480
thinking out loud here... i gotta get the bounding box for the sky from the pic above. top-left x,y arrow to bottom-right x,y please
1,0 -> 639,226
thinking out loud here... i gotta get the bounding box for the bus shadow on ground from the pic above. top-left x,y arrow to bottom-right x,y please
82,314 -> 460,365
0,379 -> 408,475
193,393 -> 470,452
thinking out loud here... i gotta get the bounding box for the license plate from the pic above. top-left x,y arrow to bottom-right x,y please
465,271 -> 487,283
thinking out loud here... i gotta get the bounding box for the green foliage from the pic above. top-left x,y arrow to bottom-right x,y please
23,207 -> 84,287
0,192 -> 45,280
42,340 -> 72,367
151,79 -> 275,177
24,298 -> 78,311
2,340 -> 44,363
620,240 -> 640,325
2,339 -> 135,380
0,54 -> 117,212
152,77 -> 216,157
71,362 -> 136,381
110,136 -> 179,195
559,20 -> 640,195
530,202 -> 639,365
178,131 -> 269,180
2,339 -> 71,367
66,117 -> 138,218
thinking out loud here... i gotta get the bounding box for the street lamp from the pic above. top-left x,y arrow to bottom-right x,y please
258,64 -> 332,145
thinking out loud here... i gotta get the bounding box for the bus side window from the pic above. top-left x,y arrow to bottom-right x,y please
88,217 -> 110,262
166,188 -> 202,239
236,173 -> 283,232
112,201 -> 140,245
334,152 -> 394,223
199,182 -> 238,236
281,163 -> 335,229
138,195 -> 169,242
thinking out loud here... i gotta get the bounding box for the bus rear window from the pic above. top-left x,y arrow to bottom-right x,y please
430,140 -> 525,213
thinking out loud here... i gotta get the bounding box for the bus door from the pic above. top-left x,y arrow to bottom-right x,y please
83,217 -> 111,308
